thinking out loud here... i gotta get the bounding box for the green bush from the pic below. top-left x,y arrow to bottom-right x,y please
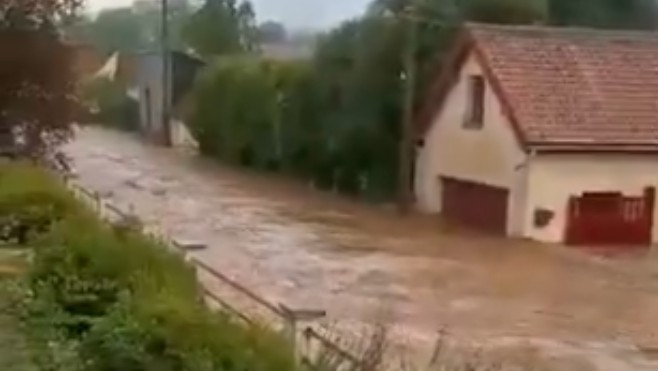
0,163 -> 82,245
81,290 -> 294,371
188,57 -> 318,173
187,54 -> 398,200
0,163 -> 297,371
82,78 -> 139,131
29,214 -> 295,371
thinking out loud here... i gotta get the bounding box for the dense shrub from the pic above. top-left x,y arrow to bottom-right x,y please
188,56 -> 398,199
189,57 -> 317,172
32,217 -> 175,336
82,79 -> 140,131
28,215 -> 295,371
0,163 -> 296,371
0,162 -> 82,245
187,55 -> 402,200
81,291 -> 293,371
30,216 -> 295,371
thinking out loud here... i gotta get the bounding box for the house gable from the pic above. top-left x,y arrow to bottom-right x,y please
417,50 -> 525,185
414,51 -> 528,234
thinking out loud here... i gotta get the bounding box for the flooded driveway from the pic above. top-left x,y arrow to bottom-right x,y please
67,128 -> 658,370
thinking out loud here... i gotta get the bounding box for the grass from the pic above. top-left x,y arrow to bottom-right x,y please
0,248 -> 35,371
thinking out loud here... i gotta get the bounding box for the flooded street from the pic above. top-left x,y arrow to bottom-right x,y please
67,128 -> 658,370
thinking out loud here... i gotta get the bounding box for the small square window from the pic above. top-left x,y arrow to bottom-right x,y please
464,75 -> 485,129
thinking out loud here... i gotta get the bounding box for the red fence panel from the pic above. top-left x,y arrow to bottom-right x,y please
565,188 -> 654,247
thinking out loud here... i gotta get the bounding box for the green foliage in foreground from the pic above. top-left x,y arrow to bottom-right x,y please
0,162 -> 83,245
0,283 -> 37,371
0,163 -> 296,371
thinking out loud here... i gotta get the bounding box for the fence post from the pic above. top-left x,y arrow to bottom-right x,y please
94,192 -> 103,218
279,305 -> 326,363
278,305 -> 297,358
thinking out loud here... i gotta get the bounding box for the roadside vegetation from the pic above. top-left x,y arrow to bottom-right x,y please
82,78 -> 140,132
0,162 -> 295,371
0,250 -> 34,371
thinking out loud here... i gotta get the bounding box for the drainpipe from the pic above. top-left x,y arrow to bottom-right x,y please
513,148 -> 537,237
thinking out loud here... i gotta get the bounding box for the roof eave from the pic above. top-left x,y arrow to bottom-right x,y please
530,142 -> 658,153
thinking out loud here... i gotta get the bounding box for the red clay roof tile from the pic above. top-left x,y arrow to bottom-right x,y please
466,23 -> 658,148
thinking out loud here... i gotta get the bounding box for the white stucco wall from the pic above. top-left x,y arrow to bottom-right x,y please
414,52 -> 528,235
136,54 -> 171,145
525,154 -> 658,243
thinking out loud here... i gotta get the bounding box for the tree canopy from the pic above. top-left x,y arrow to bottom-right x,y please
183,0 -> 257,57
549,0 -> 658,29
66,2 -> 194,54
0,0 -> 81,159
0,0 -> 82,28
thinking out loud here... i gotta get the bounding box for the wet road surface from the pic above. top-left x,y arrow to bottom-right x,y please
67,128 -> 658,370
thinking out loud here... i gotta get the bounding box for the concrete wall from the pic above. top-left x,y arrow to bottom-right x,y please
414,52 -> 528,235
171,118 -> 198,148
136,54 -> 165,143
135,52 -> 203,147
525,153 -> 658,243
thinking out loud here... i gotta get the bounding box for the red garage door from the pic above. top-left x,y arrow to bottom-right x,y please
441,177 -> 509,234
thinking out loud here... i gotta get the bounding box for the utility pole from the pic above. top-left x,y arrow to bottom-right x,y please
398,2 -> 418,214
273,92 -> 284,164
161,0 -> 172,146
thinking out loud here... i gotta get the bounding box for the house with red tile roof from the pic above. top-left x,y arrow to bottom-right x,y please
415,23 -> 658,247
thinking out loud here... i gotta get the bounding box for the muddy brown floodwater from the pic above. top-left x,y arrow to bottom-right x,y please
67,128 -> 658,370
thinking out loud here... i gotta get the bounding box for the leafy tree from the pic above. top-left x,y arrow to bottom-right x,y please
183,0 -> 257,57
67,3 -> 195,54
189,57 -> 315,171
462,0 -> 547,23
548,0 -> 657,29
0,0 -> 82,25
0,0 -> 82,160
85,8 -> 147,53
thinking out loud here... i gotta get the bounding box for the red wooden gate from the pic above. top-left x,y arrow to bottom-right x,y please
565,187 -> 655,246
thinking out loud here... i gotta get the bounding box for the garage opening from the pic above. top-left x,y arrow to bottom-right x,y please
565,187 -> 654,247
441,177 -> 509,234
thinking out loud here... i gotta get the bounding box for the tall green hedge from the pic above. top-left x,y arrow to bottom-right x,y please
189,57 -> 317,172
187,56 -> 398,200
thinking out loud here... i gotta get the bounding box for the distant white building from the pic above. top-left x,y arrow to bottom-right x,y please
134,51 -> 204,146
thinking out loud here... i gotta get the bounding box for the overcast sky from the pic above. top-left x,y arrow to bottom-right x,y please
87,0 -> 371,29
